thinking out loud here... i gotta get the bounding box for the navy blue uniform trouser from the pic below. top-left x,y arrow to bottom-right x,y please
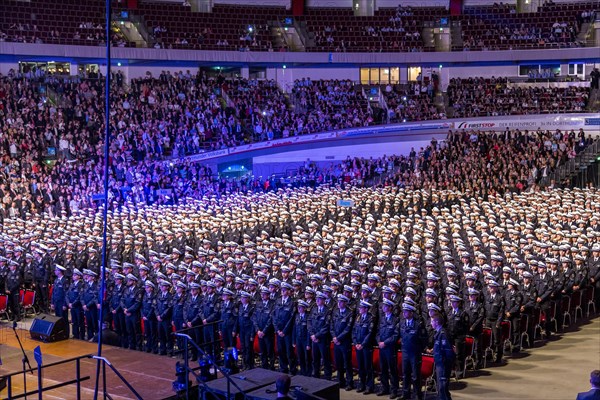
402,353 -> 422,398
435,363 -> 453,400
71,306 -> 85,339
356,347 -> 374,391
334,342 -> 353,387
312,340 -> 332,380
379,346 -> 399,393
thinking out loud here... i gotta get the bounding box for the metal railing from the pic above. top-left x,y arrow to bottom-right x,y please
0,353 -> 144,400
0,354 -> 92,400
92,355 -> 143,400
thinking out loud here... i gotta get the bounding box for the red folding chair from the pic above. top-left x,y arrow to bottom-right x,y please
351,346 -> 358,371
373,347 -> 381,375
330,342 -> 337,371
0,295 -> 8,320
463,336 -> 475,375
585,286 -> 596,317
561,296 -> 571,329
533,307 -> 543,340
253,334 -> 261,354
570,290 -> 583,324
519,314 -> 530,348
421,354 -> 436,397
481,327 -> 493,369
500,321 -> 511,353
396,350 -> 403,377
21,289 -> 36,318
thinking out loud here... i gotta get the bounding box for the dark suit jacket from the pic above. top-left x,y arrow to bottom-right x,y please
577,388 -> 600,400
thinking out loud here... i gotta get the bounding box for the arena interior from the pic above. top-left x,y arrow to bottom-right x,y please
0,0 -> 600,399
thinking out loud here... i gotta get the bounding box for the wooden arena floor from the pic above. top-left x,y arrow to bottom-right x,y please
0,323 -> 178,400
0,316 -> 598,400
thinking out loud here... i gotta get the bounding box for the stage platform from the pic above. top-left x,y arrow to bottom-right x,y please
0,323 -> 181,400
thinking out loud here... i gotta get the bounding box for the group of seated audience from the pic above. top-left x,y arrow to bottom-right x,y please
1,0 -> 597,53
383,83 -> 445,122
381,128 -> 591,194
447,77 -> 590,117
0,69 -> 595,219
461,19 -> 581,51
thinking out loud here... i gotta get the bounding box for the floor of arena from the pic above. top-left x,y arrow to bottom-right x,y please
0,316 -> 598,400
0,322 -> 176,400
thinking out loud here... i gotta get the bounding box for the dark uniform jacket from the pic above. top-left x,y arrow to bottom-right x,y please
433,327 -> 455,367
399,317 -> 428,357
331,307 -> 354,345
352,312 -> 375,348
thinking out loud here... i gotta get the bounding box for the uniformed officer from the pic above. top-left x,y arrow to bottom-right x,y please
519,271 -> 537,348
66,269 -> 86,340
465,288 -> 485,368
184,282 -> 203,361
122,274 -> 142,350
172,281 -> 188,357
293,299 -> 312,376
431,314 -> 455,400
484,280 -> 505,363
156,280 -> 174,356
110,273 -> 127,347
237,291 -> 255,370
141,281 -> 158,353
376,298 -> 400,399
201,282 -> 221,360
51,265 -> 69,322
253,287 -> 275,370
332,294 -> 354,390
400,303 -> 427,400
220,288 -> 238,349
504,278 -> 523,352
33,249 -> 50,313
274,282 -> 296,374
535,263 -> 554,339
5,260 -> 21,321
447,295 -> 469,378
352,300 -> 375,394
82,269 -> 99,340
309,291 -> 332,380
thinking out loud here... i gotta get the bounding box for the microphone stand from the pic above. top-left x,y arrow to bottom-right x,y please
12,321 -> 33,400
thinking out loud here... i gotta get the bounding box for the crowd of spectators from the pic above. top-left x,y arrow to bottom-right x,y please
2,0 -> 597,53
380,127 -> 592,193
457,2 -> 596,51
382,82 -> 445,122
0,68 -> 595,219
461,19 -> 581,51
292,79 -> 374,130
447,77 -> 590,117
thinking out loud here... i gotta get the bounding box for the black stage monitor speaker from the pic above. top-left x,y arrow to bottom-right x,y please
29,314 -> 69,342
203,368 -> 281,400
247,375 -> 339,400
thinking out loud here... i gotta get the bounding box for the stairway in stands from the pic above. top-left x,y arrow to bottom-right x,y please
587,88 -> 600,112
548,139 -> 600,187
